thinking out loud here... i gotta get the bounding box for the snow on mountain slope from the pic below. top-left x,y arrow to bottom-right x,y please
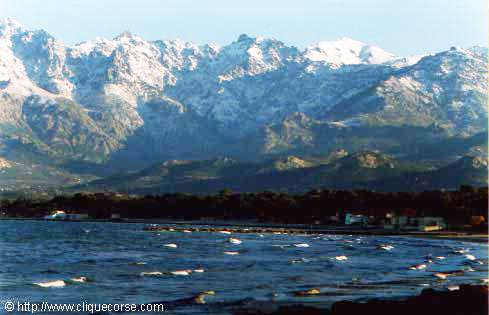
304,37 -> 397,67
0,17 -> 486,168
322,46 -> 488,137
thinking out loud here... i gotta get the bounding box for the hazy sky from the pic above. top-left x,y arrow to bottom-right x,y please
0,0 -> 487,56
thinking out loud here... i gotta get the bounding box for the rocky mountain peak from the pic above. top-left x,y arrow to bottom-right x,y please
0,157 -> 12,169
237,33 -> 252,43
273,156 -> 312,170
304,37 -> 396,66
325,149 -> 349,162
113,31 -> 147,45
0,18 -> 486,174
343,151 -> 396,169
458,156 -> 489,169
0,17 -> 24,38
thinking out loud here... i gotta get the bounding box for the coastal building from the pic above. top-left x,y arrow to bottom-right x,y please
44,210 -> 66,220
345,213 -> 368,225
385,214 -> 447,231
418,217 -> 447,231
44,211 -> 90,221
384,210 -> 418,230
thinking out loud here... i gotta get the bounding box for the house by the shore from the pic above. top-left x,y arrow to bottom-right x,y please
44,210 -> 89,221
345,213 -> 368,226
417,217 -> 447,231
384,211 -> 447,231
44,210 -> 66,220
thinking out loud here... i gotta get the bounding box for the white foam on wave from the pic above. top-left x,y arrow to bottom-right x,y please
70,277 -> 89,283
464,254 -> 476,261
228,238 -> 242,244
33,280 -> 66,288
170,270 -> 191,276
140,271 -> 163,276
408,264 -> 427,270
433,272 -> 447,279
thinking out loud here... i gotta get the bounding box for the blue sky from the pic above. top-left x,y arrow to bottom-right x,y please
0,0 -> 487,56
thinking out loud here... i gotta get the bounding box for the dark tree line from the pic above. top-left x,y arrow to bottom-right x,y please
1,186 -> 487,225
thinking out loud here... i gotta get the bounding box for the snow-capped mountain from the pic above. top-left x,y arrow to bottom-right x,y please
304,37 -> 396,66
0,17 -> 487,172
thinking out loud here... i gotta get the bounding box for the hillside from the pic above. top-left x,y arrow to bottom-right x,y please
0,17 -> 486,192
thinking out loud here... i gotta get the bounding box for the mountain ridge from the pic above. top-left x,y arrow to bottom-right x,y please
0,17 -> 487,192
77,151 -> 487,195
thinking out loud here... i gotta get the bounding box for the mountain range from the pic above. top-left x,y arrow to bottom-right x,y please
0,17 -> 487,194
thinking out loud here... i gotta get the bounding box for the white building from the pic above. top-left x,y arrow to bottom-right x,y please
44,210 -> 66,220
345,213 -> 368,225
418,217 -> 447,231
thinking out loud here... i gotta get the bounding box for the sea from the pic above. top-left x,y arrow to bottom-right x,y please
0,220 -> 487,314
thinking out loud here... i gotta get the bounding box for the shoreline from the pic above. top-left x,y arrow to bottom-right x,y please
2,217 -> 487,243
404,234 -> 488,243
143,224 -> 488,243
233,285 -> 489,315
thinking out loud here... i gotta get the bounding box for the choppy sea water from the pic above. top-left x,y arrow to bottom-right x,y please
0,220 -> 487,314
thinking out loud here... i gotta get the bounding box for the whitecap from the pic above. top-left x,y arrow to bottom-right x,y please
408,264 -> 427,270
70,277 -> 89,283
140,271 -> 163,276
433,272 -> 447,279
228,238 -> 242,244
464,254 -> 476,261
33,280 -> 66,288
170,270 -> 191,276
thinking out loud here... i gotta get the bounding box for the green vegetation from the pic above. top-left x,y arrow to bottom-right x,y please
74,152 -> 487,195
2,187 -> 487,228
